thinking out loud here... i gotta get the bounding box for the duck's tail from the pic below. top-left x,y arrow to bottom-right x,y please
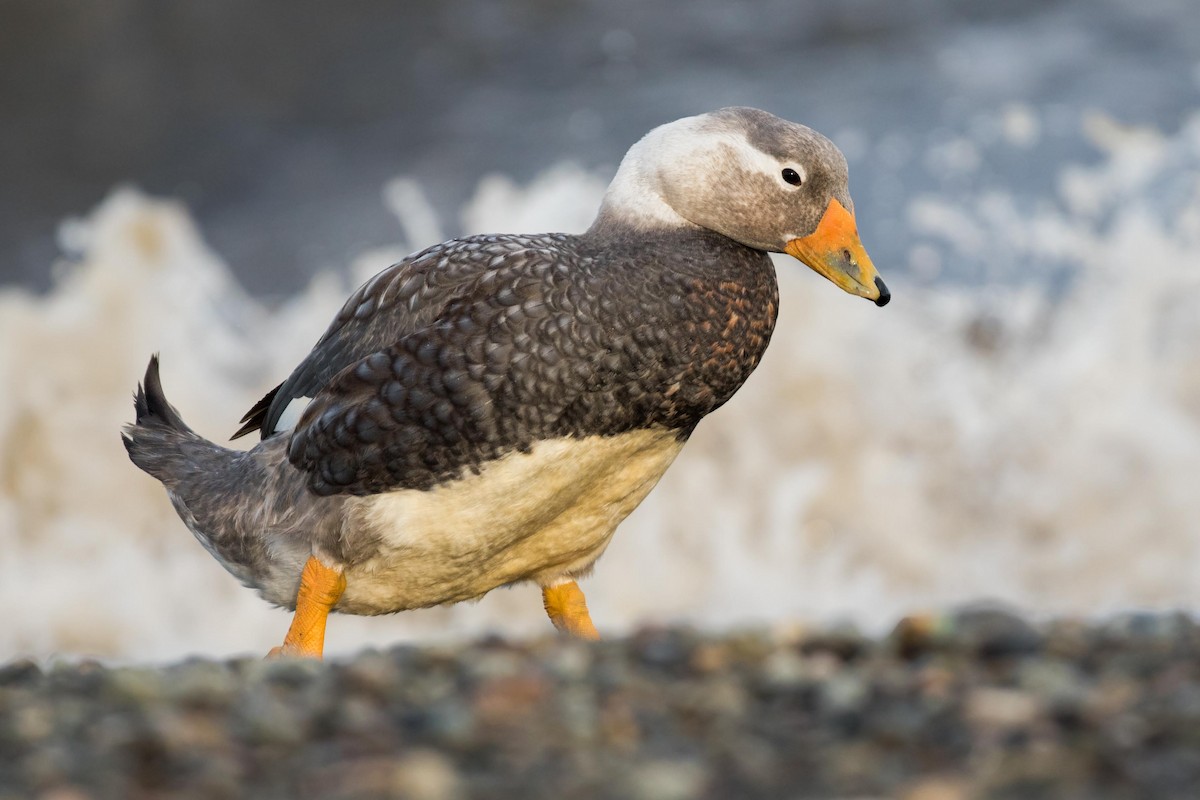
122,356 -> 336,604
121,355 -> 211,487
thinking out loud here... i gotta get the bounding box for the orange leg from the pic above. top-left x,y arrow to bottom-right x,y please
541,580 -> 601,641
267,556 -> 346,659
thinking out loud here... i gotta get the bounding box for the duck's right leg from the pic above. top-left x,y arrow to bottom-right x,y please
541,580 -> 601,641
268,556 -> 346,659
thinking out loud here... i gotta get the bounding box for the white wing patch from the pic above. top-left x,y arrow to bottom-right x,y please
275,395 -> 313,433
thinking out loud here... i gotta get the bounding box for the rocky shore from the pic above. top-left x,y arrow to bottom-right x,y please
3,608 -> 1199,799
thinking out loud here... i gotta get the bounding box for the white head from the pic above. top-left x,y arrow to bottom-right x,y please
592,107 -> 888,305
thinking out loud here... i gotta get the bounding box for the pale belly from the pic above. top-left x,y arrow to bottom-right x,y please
335,428 -> 685,614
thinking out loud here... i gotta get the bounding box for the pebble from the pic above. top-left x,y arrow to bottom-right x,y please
0,609 -> 1197,799
964,687 -> 1041,729
627,759 -> 708,800
390,749 -> 463,800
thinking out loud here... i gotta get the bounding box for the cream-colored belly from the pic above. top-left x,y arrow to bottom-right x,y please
338,429 -> 684,614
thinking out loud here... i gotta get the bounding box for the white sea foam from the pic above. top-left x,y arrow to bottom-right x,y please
2,114 -> 1199,662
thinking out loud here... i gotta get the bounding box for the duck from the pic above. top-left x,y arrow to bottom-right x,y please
123,107 -> 888,659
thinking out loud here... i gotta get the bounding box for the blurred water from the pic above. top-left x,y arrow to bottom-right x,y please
3,0 -> 1199,292
2,1 -> 1200,662
2,104 -> 1198,661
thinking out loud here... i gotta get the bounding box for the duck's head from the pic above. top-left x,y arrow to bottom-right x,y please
595,106 -> 889,307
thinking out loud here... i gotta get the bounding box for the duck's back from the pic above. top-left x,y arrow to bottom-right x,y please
285,228 -> 780,497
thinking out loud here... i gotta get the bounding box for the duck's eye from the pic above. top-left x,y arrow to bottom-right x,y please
781,168 -> 803,186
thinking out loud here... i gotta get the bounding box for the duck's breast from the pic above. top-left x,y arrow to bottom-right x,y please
337,427 -> 685,614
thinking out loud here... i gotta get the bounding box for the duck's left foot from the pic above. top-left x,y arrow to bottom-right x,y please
267,556 -> 346,659
541,580 -> 601,641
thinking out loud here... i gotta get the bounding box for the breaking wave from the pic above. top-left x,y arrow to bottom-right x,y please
2,114 -> 1199,662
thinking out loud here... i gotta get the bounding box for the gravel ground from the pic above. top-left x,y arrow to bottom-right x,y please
2,607 -> 1199,800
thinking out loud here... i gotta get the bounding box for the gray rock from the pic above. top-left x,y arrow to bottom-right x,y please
1,609 -> 1198,799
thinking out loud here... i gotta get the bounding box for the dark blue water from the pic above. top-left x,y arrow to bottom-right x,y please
2,0 -> 1198,295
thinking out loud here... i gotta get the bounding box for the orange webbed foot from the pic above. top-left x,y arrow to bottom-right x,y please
542,580 -> 601,641
267,556 -> 346,660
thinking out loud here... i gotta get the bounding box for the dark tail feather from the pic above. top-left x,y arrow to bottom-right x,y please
230,383 -> 280,440
122,355 -> 204,483
128,354 -> 189,433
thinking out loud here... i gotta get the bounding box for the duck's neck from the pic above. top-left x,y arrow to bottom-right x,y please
587,126 -> 699,237
588,177 -> 693,236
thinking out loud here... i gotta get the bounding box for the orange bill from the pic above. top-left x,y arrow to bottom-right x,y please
784,198 -> 890,307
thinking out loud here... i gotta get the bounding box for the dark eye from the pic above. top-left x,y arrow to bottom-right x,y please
781,168 -> 803,186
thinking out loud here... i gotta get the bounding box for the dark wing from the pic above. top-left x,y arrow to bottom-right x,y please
233,235 -> 565,440
270,229 -> 780,497
284,240 -> 687,496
